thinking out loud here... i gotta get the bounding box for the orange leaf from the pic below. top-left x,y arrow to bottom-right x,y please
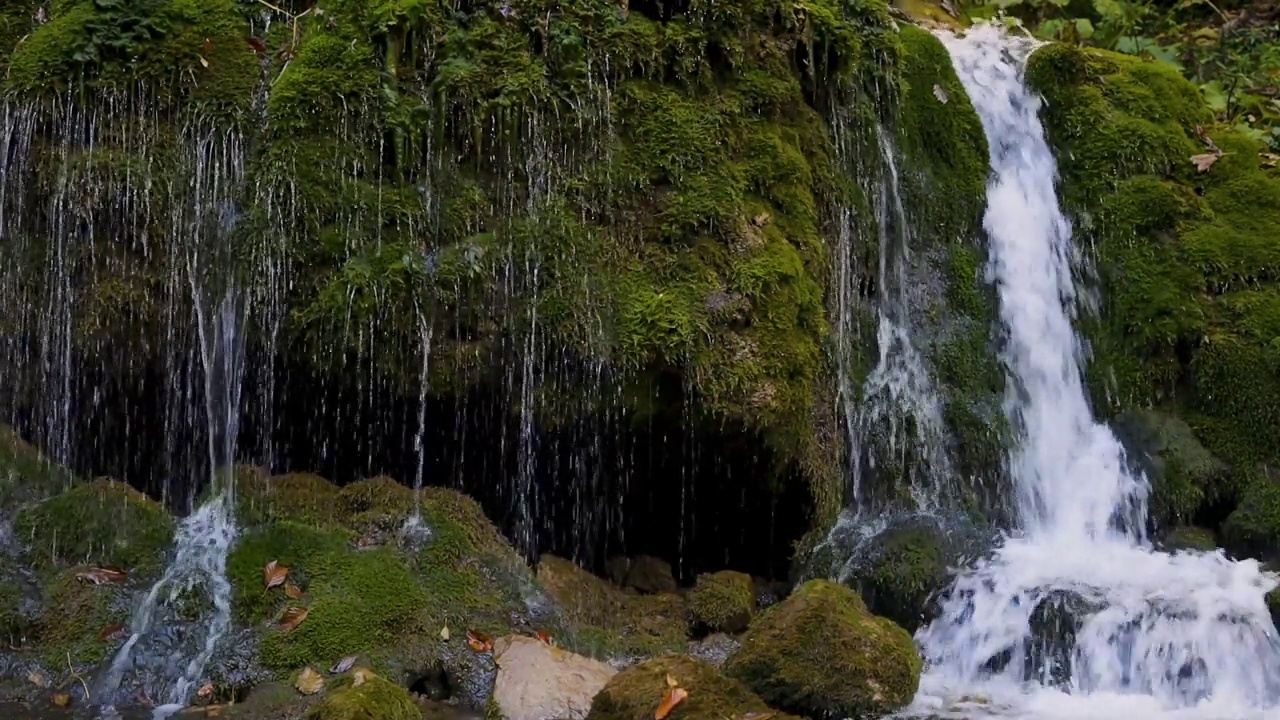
466,629 -> 493,653
98,623 -> 126,641
246,36 -> 267,54
264,560 -> 289,591
284,582 -> 303,599
655,687 -> 687,720
76,567 -> 128,585
741,713 -> 775,720
536,630 -> 554,646
280,606 -> 309,632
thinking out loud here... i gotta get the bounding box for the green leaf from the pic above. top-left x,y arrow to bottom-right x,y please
1201,81 -> 1230,112
1074,18 -> 1096,39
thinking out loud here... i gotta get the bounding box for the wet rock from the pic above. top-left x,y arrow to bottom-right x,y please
751,577 -> 788,610
849,524 -> 949,632
1160,525 -> 1219,553
604,557 -> 631,588
1112,410 -> 1232,528
490,635 -> 614,720
587,654 -> 800,720
724,579 -> 921,718
1022,589 -> 1100,687
688,571 -> 755,634
622,556 -> 677,595
687,633 -> 740,668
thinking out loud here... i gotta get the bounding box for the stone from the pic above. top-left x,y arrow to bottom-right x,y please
587,654 -> 803,720
491,635 -> 616,720
624,556 -> 677,595
688,571 -> 755,633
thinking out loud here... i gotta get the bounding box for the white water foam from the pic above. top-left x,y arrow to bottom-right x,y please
910,23 -> 1280,719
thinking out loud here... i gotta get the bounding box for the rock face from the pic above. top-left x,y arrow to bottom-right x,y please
491,635 -> 616,720
587,655 -> 802,720
688,571 -> 755,633
849,525 -> 949,633
724,579 -> 922,718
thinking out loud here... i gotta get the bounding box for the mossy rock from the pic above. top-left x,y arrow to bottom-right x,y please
688,571 -> 755,634
1112,410 -> 1232,527
306,670 -> 418,720
235,470 -> 343,528
1221,470 -> 1280,561
538,555 -> 687,658
0,425 -> 75,511
850,525 -> 948,633
1162,525 -> 1219,553
724,579 -> 921,718
14,479 -> 174,571
31,566 -> 133,668
586,654 -> 802,720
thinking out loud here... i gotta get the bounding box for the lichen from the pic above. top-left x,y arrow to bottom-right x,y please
688,571 -> 755,634
586,654 -> 803,720
723,579 -> 921,718
14,478 -> 175,571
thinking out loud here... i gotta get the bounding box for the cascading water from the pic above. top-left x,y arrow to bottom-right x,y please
910,23 -> 1280,719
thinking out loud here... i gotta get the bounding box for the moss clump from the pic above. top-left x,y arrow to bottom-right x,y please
1221,471 -> 1280,561
0,0 -> 38,74
32,567 -> 130,668
538,555 -> 687,658
235,471 -> 343,528
306,670 -> 418,720
15,479 -> 174,571
724,579 -> 921,718
1163,525 -> 1218,552
0,425 -> 76,511
337,476 -> 415,533
688,571 -> 756,634
227,521 -> 428,671
851,526 -> 947,633
1112,410 -> 1232,528
587,654 -> 802,720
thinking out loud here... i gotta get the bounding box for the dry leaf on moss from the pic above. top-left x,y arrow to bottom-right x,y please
330,655 -> 358,674
284,582 -> 303,599
76,566 -> 127,585
467,629 -> 493,652
656,686 -> 687,720
1192,152 -> 1221,173
933,84 -> 949,103
264,560 -> 289,591
280,606 -> 309,632
99,623 -> 126,641
295,667 -> 323,695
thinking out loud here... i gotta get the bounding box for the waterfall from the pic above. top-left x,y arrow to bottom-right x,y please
910,24 -> 1280,718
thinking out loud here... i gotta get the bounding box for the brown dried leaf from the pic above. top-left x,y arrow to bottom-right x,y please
246,36 -> 267,54
665,673 -> 678,689
295,667 -> 324,695
264,560 -> 289,591
279,606 -> 309,632
741,713 -> 776,720
466,629 -> 493,653
329,655 -> 358,674
536,629 -> 554,646
933,84 -> 949,104
99,623 -> 126,641
76,567 -> 128,585
203,38 -> 214,54
655,687 -> 687,720
351,668 -> 373,688
284,582 -> 303,599
1262,152 -> 1279,168
198,55 -> 210,68
1191,152 -> 1221,173
26,671 -> 46,688
53,693 -> 70,708
197,681 -> 214,698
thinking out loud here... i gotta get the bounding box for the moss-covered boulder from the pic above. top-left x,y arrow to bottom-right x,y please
587,654 -> 802,720
30,566 -> 134,669
1161,525 -> 1219,553
724,579 -> 921,718
1221,471 -> 1280,561
688,571 -> 755,634
849,525 -> 948,633
234,470 -> 343,528
538,555 -> 687,658
1112,410 -> 1232,528
14,479 -> 174,571
306,670 -> 418,720
0,425 -> 75,511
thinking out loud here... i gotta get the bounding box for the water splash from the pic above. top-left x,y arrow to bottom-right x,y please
910,23 -> 1280,719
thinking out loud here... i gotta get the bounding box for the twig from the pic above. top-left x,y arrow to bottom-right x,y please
66,651 -> 90,701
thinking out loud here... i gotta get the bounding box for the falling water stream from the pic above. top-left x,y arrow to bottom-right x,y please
909,24 -> 1280,720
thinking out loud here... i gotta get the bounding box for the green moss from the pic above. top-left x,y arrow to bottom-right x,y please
1163,525 -> 1218,552
851,526 -> 947,633
0,0 -> 38,73
15,479 -> 174,571
586,655 -> 803,720
537,555 -> 687,658
1221,471 -> 1280,560
0,425 -> 76,510
1113,410 -> 1232,527
33,567 -> 129,668
724,579 -> 921,718
235,471 -> 343,528
306,670 -> 419,720
688,571 -> 755,634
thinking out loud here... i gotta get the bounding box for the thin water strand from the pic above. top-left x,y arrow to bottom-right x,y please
911,23 -> 1280,719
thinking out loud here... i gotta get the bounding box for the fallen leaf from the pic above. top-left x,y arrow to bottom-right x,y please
295,667 -> 324,695
439,625 -> 450,641
26,671 -> 46,687
741,713 -> 776,720
466,629 -> 493,653
665,673 -> 678,689
751,212 -> 770,227
330,655 -> 358,674
99,622 -> 126,641
197,681 -> 214,698
536,629 -> 554,646
655,687 -> 687,720
198,55 -> 210,68
264,560 -> 289,591
203,38 -> 214,54
1191,152 -> 1221,173
284,582 -> 303,599
1262,152 -> 1279,168
53,693 -> 70,708
76,566 -> 128,585
933,84 -> 949,104
279,606 -> 309,632
246,36 -> 267,54
351,668 -> 372,688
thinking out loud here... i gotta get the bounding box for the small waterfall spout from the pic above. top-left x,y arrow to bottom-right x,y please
911,23 -> 1280,719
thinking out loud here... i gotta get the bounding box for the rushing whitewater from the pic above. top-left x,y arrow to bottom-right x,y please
911,24 -> 1280,719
